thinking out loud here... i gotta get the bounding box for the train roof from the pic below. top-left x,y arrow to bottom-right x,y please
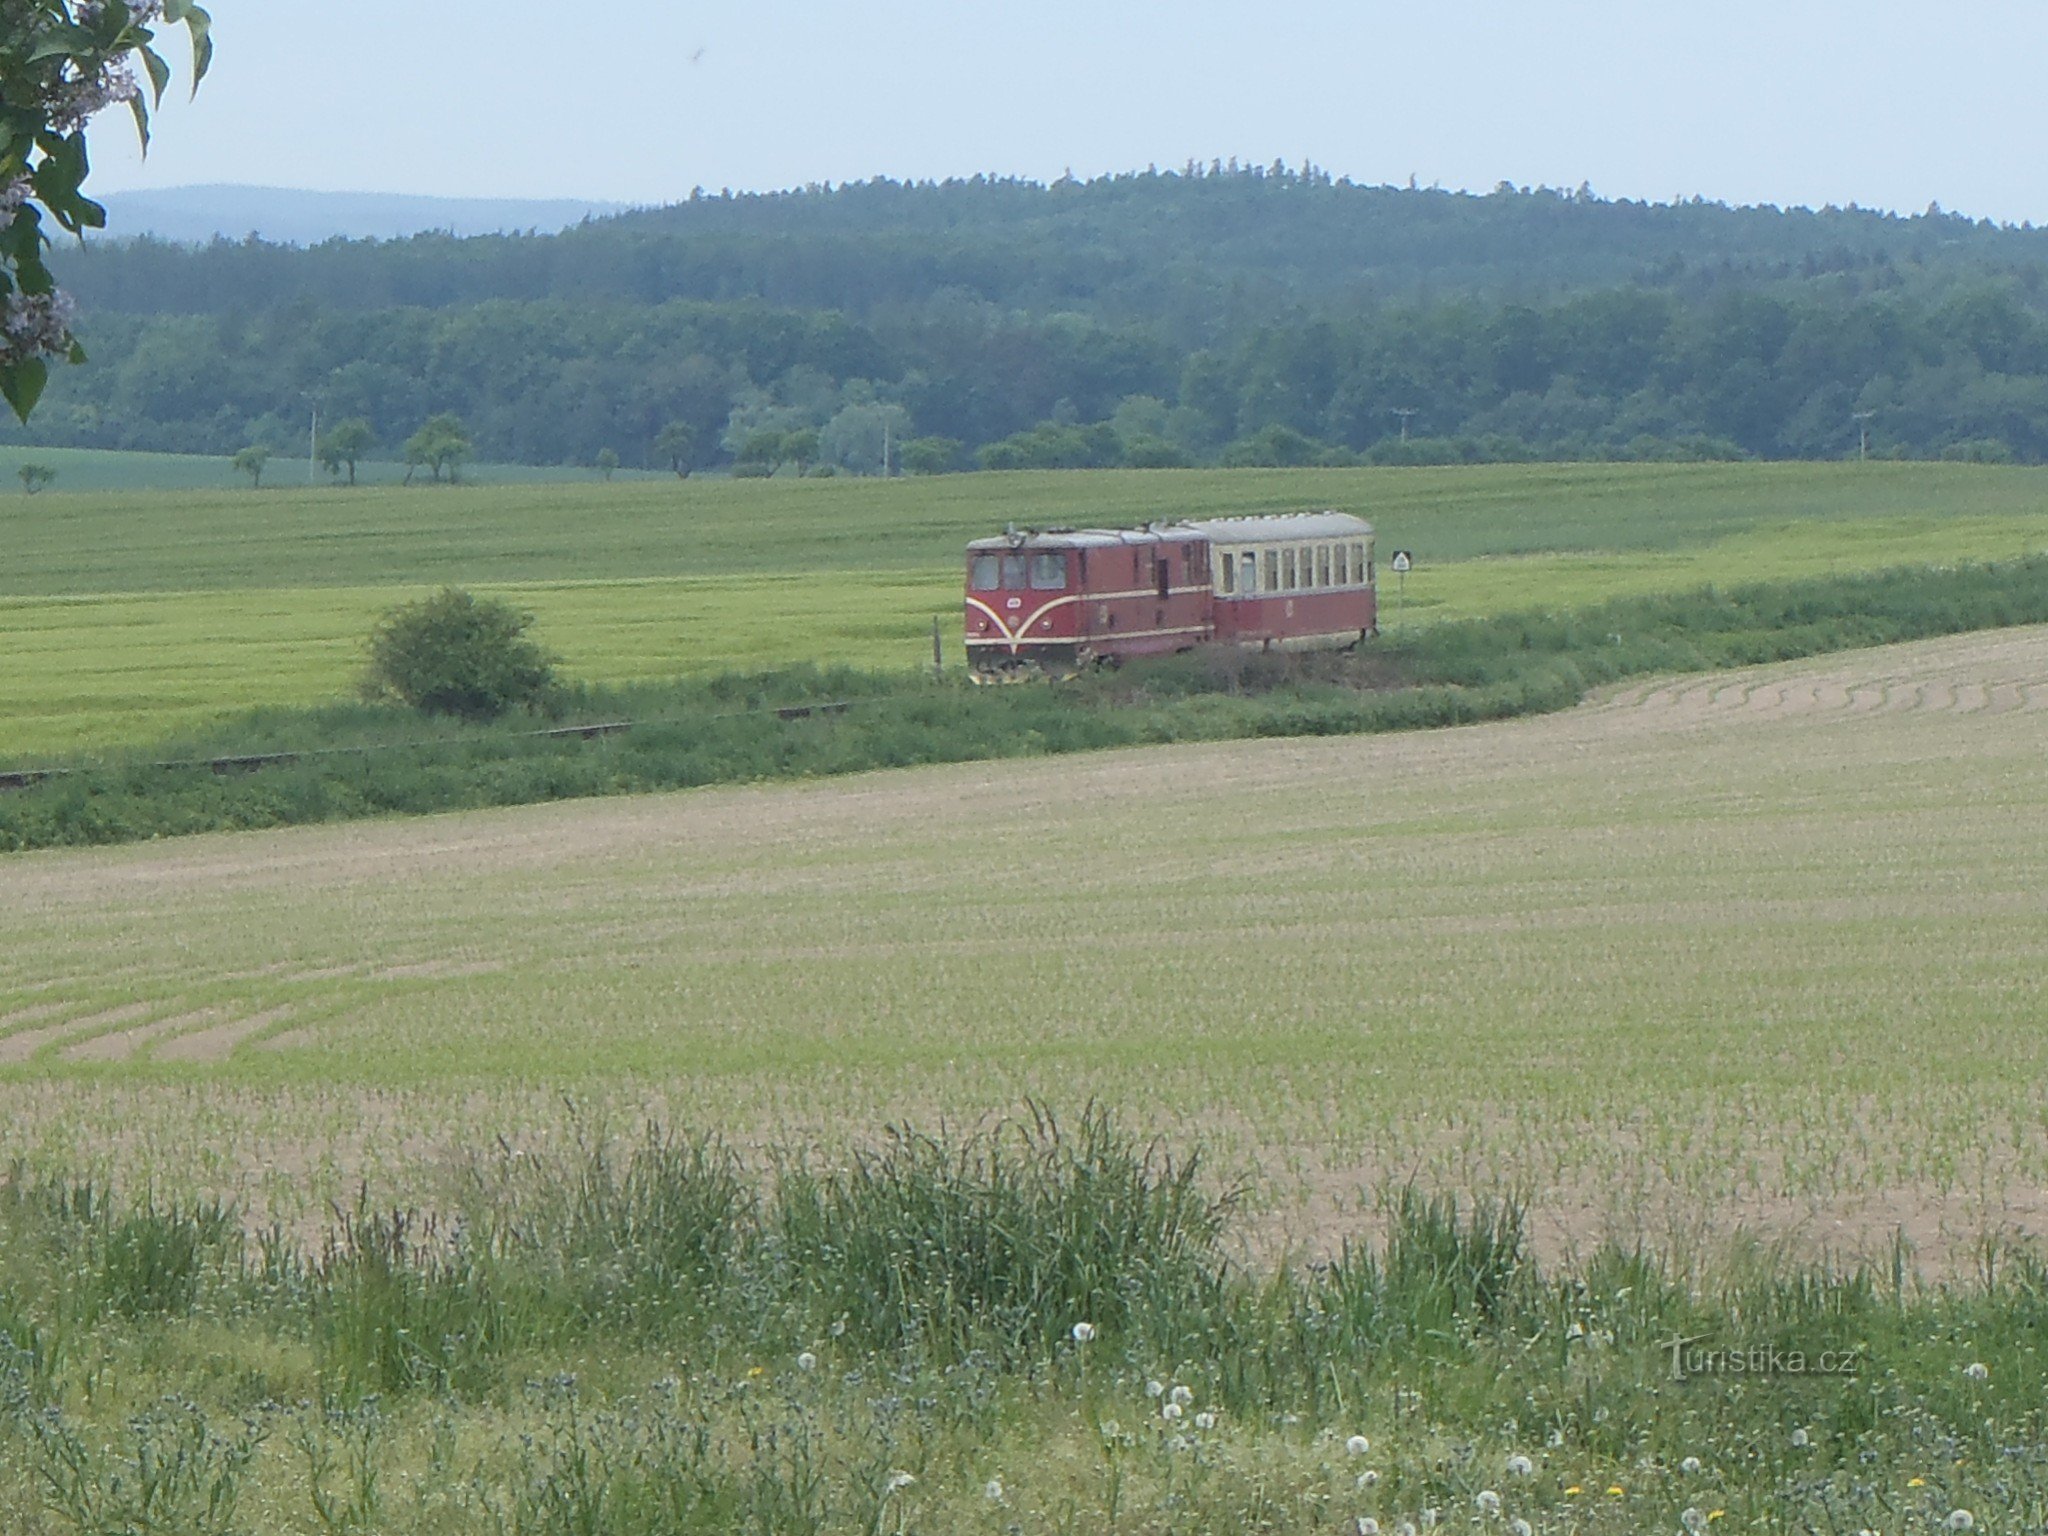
966,511 -> 1372,553
1184,511 -> 1373,542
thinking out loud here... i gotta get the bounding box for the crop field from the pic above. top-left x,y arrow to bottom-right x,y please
4,623 -> 2045,1266
4,626 -> 2047,1530
3,460 -> 2045,755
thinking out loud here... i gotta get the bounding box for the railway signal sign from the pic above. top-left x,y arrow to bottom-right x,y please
1390,550 -> 1412,573
1389,550 -> 1413,629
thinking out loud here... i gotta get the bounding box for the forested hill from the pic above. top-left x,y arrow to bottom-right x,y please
16,166 -> 2048,472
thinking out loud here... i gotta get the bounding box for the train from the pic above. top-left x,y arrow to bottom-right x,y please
964,511 -> 1376,675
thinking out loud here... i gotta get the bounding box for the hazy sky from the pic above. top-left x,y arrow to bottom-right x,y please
87,0 -> 2048,222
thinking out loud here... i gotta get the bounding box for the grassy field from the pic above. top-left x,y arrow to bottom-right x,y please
0,443 -> 668,493
3,460 -> 2045,755
3,628 -> 2046,1527
4,624 -> 2043,1262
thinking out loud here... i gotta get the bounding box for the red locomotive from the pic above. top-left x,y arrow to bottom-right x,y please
964,511 -> 1376,675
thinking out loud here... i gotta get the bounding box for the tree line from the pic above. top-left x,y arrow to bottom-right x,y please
7,170 -> 2048,471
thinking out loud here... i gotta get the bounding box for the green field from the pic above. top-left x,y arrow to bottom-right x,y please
5,624 -> 2044,1263
3,460 -> 2045,755
4,627 -> 2047,1527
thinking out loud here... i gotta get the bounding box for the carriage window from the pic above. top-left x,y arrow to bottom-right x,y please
1317,546 -> 1331,587
1187,544 -> 1207,582
1155,558 -> 1170,600
1001,554 -> 1028,589
1282,549 -> 1297,590
970,555 -> 999,589
1334,545 -> 1348,585
1353,543 -> 1368,582
1030,553 -> 1067,590
1218,552 -> 1236,594
1263,550 -> 1278,591
1240,552 -> 1257,593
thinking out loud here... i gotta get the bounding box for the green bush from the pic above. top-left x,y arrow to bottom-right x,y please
361,587 -> 557,721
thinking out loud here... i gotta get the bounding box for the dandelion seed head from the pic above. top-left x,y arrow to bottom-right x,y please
1510,1522 -> 1532,1536
1947,1512 -> 1974,1533
1161,1401 -> 1183,1421
1964,1361 -> 1989,1381
795,1351 -> 817,1372
1790,1428 -> 1809,1448
1070,1321 -> 1095,1344
1146,1379 -> 1164,1398
1357,1520 -> 1380,1536
1171,1383 -> 1194,1406
1506,1454 -> 1534,1477
883,1470 -> 915,1495
1682,1508 -> 1708,1534
1680,1456 -> 1703,1475
983,1478 -> 1004,1503
1476,1490 -> 1502,1517
1193,1410 -> 1216,1430
1356,1470 -> 1379,1489
1346,1434 -> 1371,1456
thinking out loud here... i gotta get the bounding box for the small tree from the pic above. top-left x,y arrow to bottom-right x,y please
900,436 -> 963,475
780,427 -> 819,476
318,418 -> 375,486
231,445 -> 270,488
594,447 -> 620,481
362,587 -> 556,721
736,428 -> 786,472
16,463 -> 55,494
403,413 -> 473,484
654,420 -> 697,478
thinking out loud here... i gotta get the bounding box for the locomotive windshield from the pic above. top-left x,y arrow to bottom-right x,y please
971,551 -> 1066,589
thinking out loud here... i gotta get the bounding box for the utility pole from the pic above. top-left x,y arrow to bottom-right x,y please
883,418 -> 893,478
1390,407 -> 1419,442
1851,411 -> 1875,462
301,390 -> 322,484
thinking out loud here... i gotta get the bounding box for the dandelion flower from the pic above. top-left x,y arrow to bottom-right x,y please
1162,1402 -> 1183,1422
884,1470 -> 915,1495
1682,1508 -> 1708,1534
1606,1485 -> 1624,1496
1964,1362 -> 1989,1381
1346,1434 -> 1372,1456
983,1479 -> 1004,1503
1506,1454 -> 1534,1477
1908,1478 -> 1927,1488
1476,1490 -> 1502,1517
1071,1322 -> 1096,1344
796,1351 -> 818,1372
1680,1456 -> 1703,1475
1565,1486 -> 1582,1497
1947,1513 -> 1974,1533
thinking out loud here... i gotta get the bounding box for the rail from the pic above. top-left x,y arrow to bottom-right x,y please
0,699 -> 866,793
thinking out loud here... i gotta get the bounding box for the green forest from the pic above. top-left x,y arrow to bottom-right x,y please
11,164 -> 2048,472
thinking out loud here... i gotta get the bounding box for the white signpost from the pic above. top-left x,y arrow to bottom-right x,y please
1389,550 -> 1413,628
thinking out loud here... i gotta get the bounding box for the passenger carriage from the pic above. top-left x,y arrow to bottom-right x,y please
964,511 -> 1375,675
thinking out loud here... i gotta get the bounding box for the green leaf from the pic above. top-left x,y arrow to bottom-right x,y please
1,358 -> 50,424
185,5 -> 213,90
128,94 -> 151,155
140,44 -> 171,109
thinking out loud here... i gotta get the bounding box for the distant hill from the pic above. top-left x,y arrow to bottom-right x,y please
94,184 -> 631,245
17,168 -> 2048,472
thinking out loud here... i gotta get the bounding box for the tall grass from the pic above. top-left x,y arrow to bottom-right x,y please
4,1113 -> 2048,1525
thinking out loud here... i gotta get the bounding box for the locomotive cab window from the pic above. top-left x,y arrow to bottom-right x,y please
970,554 -> 1000,589
1334,545 -> 1349,585
1001,554 -> 1028,589
1030,553 -> 1067,590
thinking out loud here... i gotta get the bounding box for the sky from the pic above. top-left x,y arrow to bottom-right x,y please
86,0 -> 2048,223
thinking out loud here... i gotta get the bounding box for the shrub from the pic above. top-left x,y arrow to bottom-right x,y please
361,587 -> 557,721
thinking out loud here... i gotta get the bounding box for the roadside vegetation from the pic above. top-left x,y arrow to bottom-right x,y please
3,555 -> 2044,853
0,1109 -> 2040,1533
